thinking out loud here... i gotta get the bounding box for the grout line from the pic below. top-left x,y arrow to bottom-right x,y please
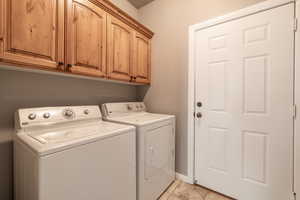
159,180 -> 181,200
165,181 -> 180,200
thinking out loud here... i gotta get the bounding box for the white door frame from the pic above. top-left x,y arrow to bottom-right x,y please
187,0 -> 295,183
295,0 -> 300,197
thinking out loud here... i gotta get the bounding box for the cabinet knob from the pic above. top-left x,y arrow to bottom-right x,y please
131,77 -> 136,81
0,37 -> 3,42
67,64 -> 73,71
57,62 -> 64,70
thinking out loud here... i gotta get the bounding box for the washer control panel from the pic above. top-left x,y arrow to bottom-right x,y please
17,106 -> 101,128
63,109 -> 75,119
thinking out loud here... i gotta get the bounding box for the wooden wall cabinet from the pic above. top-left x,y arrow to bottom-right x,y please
0,0 -> 65,70
66,0 -> 107,78
0,0 -> 153,85
107,15 -> 134,82
133,32 -> 151,84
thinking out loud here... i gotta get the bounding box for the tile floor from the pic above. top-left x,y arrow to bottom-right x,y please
159,180 -> 234,200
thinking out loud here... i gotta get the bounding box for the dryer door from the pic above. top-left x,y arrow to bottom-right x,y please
144,120 -> 175,199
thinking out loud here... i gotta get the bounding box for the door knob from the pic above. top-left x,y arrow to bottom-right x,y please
196,112 -> 202,118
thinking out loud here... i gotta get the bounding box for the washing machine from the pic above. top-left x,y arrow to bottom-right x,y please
101,102 -> 175,200
14,105 -> 136,200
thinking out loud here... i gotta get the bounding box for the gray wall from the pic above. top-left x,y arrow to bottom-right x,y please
110,0 -> 139,19
0,68 -> 137,200
137,0 -> 266,175
0,0 -> 138,199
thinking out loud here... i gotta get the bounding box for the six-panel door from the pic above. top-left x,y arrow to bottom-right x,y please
133,33 -> 151,84
194,4 -> 294,200
0,0 -> 64,70
107,15 -> 134,82
66,0 -> 107,78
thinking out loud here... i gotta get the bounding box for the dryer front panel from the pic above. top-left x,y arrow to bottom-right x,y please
142,119 -> 175,200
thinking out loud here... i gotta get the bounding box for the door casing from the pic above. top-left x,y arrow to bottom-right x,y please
188,0 -> 296,188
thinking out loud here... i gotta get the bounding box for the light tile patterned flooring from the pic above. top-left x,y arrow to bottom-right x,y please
159,180 -> 234,200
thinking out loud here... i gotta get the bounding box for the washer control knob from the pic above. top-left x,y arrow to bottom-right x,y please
84,109 -> 90,115
43,113 -> 51,119
28,113 -> 36,120
64,109 -> 74,118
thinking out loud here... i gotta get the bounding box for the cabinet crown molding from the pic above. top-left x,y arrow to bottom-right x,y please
90,0 -> 154,39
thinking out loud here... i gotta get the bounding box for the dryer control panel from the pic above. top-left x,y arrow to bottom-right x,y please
16,106 -> 102,128
102,102 -> 146,118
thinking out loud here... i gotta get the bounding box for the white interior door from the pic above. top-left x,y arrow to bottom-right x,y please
194,3 -> 294,200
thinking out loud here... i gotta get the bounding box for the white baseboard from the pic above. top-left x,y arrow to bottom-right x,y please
175,172 -> 194,184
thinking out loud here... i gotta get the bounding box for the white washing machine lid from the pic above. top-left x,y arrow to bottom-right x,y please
28,122 -> 118,144
106,112 -> 175,126
17,121 -> 135,156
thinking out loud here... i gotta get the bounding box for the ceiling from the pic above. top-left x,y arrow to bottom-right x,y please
128,0 -> 154,8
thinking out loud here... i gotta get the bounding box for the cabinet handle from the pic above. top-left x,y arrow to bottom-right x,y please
130,77 -> 137,82
57,62 -> 64,70
67,64 -> 72,71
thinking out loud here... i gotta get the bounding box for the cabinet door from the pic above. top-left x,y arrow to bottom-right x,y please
0,0 -> 3,58
66,0 -> 107,78
133,33 -> 151,84
107,15 -> 134,82
0,0 -> 64,70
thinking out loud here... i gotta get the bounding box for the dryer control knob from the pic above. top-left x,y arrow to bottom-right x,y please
127,105 -> 133,110
84,109 -> 90,115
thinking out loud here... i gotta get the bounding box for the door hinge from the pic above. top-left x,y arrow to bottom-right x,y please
194,179 -> 198,184
294,18 -> 298,32
293,105 -> 297,119
292,192 -> 296,200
